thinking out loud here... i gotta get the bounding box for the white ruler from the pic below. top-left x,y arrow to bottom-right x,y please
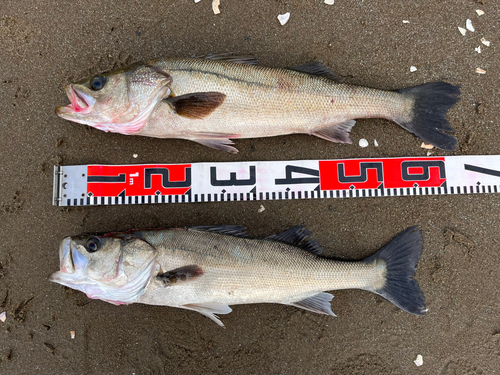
53,156 -> 500,207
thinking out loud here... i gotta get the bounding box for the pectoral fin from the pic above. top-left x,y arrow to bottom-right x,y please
312,120 -> 356,144
165,92 -> 226,119
181,302 -> 233,327
288,293 -> 336,316
156,265 -> 204,287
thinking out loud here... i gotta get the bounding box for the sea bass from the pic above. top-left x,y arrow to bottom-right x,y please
56,54 -> 460,153
49,225 -> 426,326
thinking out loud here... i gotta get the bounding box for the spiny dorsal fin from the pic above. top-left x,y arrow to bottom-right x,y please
194,53 -> 259,65
165,92 -> 226,119
266,226 -> 323,255
156,265 -> 204,286
288,293 -> 336,316
190,225 -> 248,238
289,61 -> 338,80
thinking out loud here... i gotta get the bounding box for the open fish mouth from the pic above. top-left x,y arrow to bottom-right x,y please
49,237 -> 88,285
56,84 -> 95,116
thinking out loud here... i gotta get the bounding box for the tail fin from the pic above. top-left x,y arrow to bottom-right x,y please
396,82 -> 460,151
364,226 -> 426,315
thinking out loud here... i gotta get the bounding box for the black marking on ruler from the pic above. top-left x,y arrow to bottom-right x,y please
88,174 -> 126,183
495,186 -> 498,193
464,164 -> 500,177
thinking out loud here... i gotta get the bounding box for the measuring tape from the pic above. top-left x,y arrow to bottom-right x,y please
53,155 -> 500,207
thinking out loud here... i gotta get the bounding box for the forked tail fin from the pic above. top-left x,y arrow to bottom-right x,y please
363,226 -> 426,315
396,82 -> 460,151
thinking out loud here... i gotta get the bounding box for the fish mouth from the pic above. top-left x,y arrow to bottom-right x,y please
56,84 -> 96,117
49,237 -> 88,285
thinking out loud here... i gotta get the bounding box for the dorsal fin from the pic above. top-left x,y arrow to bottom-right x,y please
190,225 -> 248,238
289,61 -> 338,80
194,53 -> 259,65
266,226 -> 323,255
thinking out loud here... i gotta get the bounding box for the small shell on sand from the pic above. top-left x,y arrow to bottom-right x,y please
414,355 -> 423,367
475,68 -> 486,74
324,0 -> 334,4
466,19 -> 475,32
458,27 -> 466,36
476,9 -> 484,16
0,312 -> 6,322
421,142 -> 434,149
212,0 -> 220,14
481,38 -> 491,47
410,66 -> 417,72
359,139 -> 369,148
277,12 -> 290,25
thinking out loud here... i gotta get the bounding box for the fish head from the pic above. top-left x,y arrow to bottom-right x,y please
49,233 -> 160,305
56,64 -> 172,134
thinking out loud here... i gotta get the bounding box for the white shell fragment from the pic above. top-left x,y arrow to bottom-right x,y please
133,154 -> 138,158
402,20 -> 410,24
410,66 -> 417,72
421,142 -> 434,150
476,9 -> 484,16
475,46 -> 481,54
277,12 -> 290,25
0,311 -> 6,322
212,0 -> 220,14
258,205 -> 265,213
466,19 -> 475,32
481,38 -> 491,47
475,68 -> 486,74
374,139 -> 379,147
414,354 -> 423,367
458,27 -> 466,36
194,0 -> 201,3
359,139 -> 369,148
324,0 -> 335,4
70,331 -> 75,339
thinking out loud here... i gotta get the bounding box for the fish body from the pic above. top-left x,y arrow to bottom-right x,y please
56,55 -> 460,153
50,225 -> 426,326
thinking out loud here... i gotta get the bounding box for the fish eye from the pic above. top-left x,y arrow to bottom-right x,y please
86,237 -> 101,252
90,76 -> 106,91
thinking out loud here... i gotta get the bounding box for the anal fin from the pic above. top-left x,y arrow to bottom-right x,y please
181,302 -> 233,327
288,293 -> 336,316
312,120 -> 356,144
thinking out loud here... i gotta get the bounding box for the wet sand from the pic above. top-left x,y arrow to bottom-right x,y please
1,0 -> 499,373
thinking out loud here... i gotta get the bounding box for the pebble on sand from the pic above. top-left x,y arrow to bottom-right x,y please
410,66 -> 417,72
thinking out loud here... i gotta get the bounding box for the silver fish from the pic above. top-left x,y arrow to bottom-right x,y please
56,54 -> 460,153
49,225 -> 426,326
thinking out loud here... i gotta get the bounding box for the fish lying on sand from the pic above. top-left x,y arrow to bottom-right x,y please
49,225 -> 426,326
56,54 -> 460,153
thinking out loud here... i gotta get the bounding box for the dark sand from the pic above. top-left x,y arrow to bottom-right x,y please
1,0 -> 500,373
